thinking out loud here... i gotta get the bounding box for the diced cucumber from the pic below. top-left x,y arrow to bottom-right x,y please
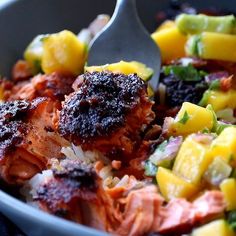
176,14 -> 236,34
204,157 -> 232,186
24,34 -> 48,74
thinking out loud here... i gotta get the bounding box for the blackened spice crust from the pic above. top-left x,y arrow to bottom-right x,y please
0,100 -> 29,158
0,98 -> 45,158
36,160 -> 97,215
0,100 -> 30,121
53,160 -> 96,190
59,71 -> 146,142
0,121 -> 27,158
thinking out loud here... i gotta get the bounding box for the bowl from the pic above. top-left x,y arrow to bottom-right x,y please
0,0 -> 235,235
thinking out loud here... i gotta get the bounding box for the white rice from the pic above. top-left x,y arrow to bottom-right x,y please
61,144 -> 109,164
21,169 -> 53,205
61,144 -> 114,187
103,174 -> 145,190
98,165 -> 113,180
115,175 -> 130,187
29,169 -> 53,191
61,145 -> 146,190
23,144 -> 143,205
103,176 -> 120,188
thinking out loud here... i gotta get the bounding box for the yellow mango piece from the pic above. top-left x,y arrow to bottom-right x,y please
192,220 -> 235,236
220,178 -> 236,211
155,20 -> 176,32
42,30 -> 86,75
151,27 -> 187,63
85,60 -> 153,81
187,32 -> 236,62
208,127 -> 236,166
173,134 -> 212,184
156,167 -> 199,201
168,102 -> 215,136
206,90 -> 236,112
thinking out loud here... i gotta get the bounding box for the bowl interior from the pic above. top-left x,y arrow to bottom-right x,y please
0,0 -> 236,235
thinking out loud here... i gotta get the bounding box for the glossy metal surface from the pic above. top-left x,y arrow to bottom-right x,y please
88,0 -> 161,90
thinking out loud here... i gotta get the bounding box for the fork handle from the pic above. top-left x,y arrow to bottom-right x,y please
111,0 -> 139,25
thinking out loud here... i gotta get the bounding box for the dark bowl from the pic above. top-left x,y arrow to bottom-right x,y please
0,0 -> 235,235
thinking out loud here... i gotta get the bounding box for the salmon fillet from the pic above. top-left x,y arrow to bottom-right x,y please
6,72 -> 75,101
0,98 -> 68,184
59,71 -> 155,161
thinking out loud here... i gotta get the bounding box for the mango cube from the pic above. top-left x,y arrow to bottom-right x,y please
173,134 -> 213,184
206,90 -> 236,112
85,60 -> 153,82
168,102 -> 215,136
220,178 -> 236,211
208,127 -> 236,166
156,167 -> 199,201
192,219 -> 235,236
151,27 -> 187,63
186,32 -> 236,62
42,30 -> 86,75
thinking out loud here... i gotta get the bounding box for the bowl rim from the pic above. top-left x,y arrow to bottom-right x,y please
0,0 -> 107,235
0,0 -> 18,10
0,190 -> 108,235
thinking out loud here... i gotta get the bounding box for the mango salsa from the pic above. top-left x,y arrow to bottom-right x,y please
176,14 -> 236,35
204,90 -> 236,112
168,102 -> 215,136
151,27 -> 187,63
156,167 -> 199,201
186,32 -> 236,62
42,30 -> 86,75
208,127 -> 236,166
85,60 -> 153,82
204,157 -> 232,186
173,134 -> 213,184
220,178 -> 236,211
192,219 -> 235,236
